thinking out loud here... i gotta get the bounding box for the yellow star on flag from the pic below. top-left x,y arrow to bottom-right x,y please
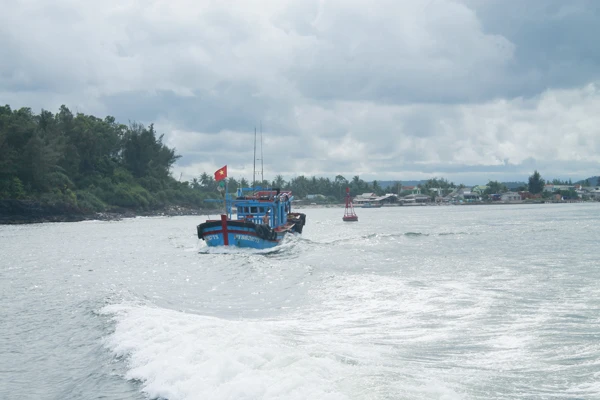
214,165 -> 228,181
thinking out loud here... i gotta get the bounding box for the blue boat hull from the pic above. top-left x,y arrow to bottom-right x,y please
197,217 -> 301,249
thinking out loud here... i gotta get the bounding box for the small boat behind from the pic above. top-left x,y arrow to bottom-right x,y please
342,187 -> 358,222
197,187 -> 306,249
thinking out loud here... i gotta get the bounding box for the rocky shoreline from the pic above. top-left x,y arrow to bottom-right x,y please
0,199 -> 213,225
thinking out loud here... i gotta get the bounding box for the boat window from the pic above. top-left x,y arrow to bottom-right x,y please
250,206 -> 258,213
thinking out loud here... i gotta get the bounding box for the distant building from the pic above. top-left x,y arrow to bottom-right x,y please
501,192 -> 521,202
544,184 -> 575,192
459,188 -> 479,201
585,189 -> 600,199
401,186 -> 421,194
471,185 -> 489,195
443,188 -> 481,202
401,194 -> 431,204
353,193 -> 399,206
519,191 -> 540,200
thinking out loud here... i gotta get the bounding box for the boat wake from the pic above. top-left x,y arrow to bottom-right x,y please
99,303 -> 354,400
304,231 -> 471,247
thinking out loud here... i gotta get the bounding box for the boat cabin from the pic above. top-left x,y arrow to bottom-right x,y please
234,188 -> 294,228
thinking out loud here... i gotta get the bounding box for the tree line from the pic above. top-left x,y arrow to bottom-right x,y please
207,170 -> 591,202
194,173 -> 400,202
1,105 -> 594,213
194,170 -> 576,203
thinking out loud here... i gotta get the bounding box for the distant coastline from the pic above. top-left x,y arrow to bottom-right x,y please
2,198 -> 595,225
292,200 -> 593,209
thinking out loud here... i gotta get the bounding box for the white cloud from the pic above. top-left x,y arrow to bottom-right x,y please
1,0 -> 599,185
166,83 -> 600,184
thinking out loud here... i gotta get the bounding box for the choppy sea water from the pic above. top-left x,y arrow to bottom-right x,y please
1,203 -> 600,400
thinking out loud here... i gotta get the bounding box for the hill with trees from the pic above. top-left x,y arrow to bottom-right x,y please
0,105 -> 221,222
576,176 -> 600,186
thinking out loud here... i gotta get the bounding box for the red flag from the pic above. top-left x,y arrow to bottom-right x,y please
214,165 -> 227,181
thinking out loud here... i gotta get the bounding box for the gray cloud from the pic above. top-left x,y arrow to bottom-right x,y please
465,0 -> 600,95
1,0 -> 600,185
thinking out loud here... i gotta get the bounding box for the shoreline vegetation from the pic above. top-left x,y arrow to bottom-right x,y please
0,105 -> 225,225
1,105 -> 598,225
0,198 -> 588,225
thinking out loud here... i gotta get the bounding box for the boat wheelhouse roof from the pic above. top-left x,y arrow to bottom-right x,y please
235,187 -> 293,201
254,190 -> 292,197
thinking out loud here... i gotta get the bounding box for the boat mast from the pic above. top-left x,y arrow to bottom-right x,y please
260,121 -> 264,186
253,127 -> 256,189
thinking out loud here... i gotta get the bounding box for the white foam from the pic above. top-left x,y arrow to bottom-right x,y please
100,304 -> 353,400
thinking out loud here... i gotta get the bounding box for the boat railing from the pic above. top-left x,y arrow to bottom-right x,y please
250,216 -> 263,225
237,214 -> 268,226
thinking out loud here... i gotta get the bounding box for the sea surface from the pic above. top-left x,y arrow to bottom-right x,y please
1,203 -> 600,400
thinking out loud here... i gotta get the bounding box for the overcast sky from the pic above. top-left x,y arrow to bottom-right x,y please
2,0 -> 600,185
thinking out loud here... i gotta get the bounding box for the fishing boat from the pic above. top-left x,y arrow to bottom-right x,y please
196,125 -> 306,249
197,187 -> 306,249
342,187 -> 358,222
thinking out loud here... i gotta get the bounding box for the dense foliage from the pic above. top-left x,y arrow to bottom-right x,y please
0,105 -> 220,213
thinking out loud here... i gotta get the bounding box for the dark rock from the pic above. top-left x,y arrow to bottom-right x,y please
0,199 -> 212,225
0,199 -> 85,224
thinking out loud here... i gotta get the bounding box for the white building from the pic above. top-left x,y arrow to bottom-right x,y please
501,192 -> 521,202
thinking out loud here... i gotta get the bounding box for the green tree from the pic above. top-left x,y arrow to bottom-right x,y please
485,180 -> 507,195
334,175 -> 348,200
272,174 -> 286,188
528,170 -> 545,194
391,181 -> 402,195
122,123 -> 180,180
372,180 -> 383,195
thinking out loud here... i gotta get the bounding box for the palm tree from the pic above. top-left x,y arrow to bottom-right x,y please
392,181 -> 402,195
372,180 -> 382,195
199,172 -> 210,187
334,175 -> 348,200
272,174 -> 286,188
227,177 -> 239,191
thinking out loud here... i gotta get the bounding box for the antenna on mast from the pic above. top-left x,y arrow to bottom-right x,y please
260,121 -> 264,186
252,127 -> 257,189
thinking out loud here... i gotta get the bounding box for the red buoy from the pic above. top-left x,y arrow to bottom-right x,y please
343,187 -> 358,222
